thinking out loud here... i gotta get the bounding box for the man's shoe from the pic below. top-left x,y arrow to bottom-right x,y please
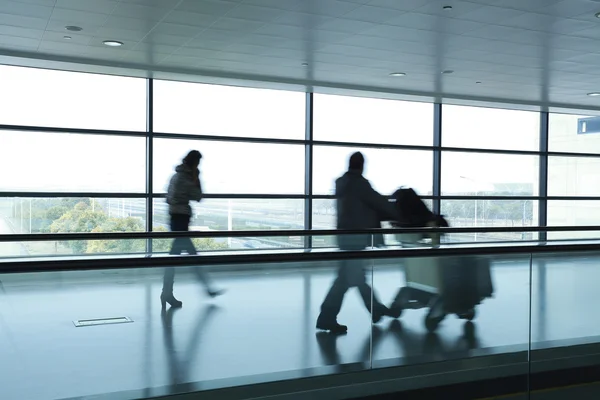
316,319 -> 348,334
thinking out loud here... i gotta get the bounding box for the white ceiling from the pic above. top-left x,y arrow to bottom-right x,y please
2,0 -> 600,111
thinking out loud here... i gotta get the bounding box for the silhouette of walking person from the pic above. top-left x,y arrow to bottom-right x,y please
161,150 -> 224,309
316,152 -> 398,333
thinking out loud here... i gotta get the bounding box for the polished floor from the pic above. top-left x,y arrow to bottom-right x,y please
1,254 -> 600,400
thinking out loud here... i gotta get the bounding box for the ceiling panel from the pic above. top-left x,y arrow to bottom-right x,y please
0,0 -> 599,109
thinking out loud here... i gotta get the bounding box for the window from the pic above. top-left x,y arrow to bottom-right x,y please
442,105 -> 539,151
547,200 -> 600,240
153,138 -> 305,194
441,152 -> 538,196
0,131 -> 146,192
548,156 -> 600,197
154,80 -> 305,139
313,94 -> 433,146
0,65 -> 146,131
549,113 -> 600,153
152,198 -> 304,251
0,197 -> 146,257
312,146 -> 433,196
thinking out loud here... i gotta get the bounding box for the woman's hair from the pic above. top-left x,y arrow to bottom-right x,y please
182,150 -> 202,166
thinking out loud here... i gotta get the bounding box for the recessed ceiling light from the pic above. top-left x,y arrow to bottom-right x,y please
389,72 -> 406,77
588,92 -> 600,97
63,35 -> 72,40
476,81 -> 482,84
103,40 -> 123,47
301,62 -> 309,67
441,70 -> 454,74
595,11 -> 600,18
65,25 -> 82,32
443,5 -> 453,10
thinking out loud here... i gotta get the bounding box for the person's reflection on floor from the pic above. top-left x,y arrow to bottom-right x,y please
161,304 -> 220,390
315,320 -> 480,370
316,152 -> 399,333
161,150 -> 224,309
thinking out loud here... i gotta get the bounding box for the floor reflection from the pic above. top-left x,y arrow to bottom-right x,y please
161,305 -> 219,389
315,320 -> 480,369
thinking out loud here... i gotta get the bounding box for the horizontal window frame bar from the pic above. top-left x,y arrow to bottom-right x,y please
440,146 -> 541,156
3,193 -> 600,202
153,131 -> 307,145
312,140 -> 435,152
0,124 -> 147,137
0,192 -> 147,198
0,225 -> 599,242
2,240 -> 600,274
151,193 -> 306,199
547,151 -> 600,158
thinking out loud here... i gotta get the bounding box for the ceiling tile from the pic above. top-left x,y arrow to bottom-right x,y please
341,5 -> 405,23
121,0 -> 178,9
317,19 -> 375,33
163,10 -> 217,27
176,0 -> 239,16
142,33 -> 190,46
367,0 -> 434,12
303,0 -> 361,17
42,30 -> 92,45
150,22 -> 202,37
0,25 -> 44,39
103,16 -> 158,31
111,3 -> 172,21
209,17 -> 265,32
225,4 -> 284,21
456,6 -> 525,24
0,34 -> 40,49
243,0 -> 303,11
275,11 -> 332,27
385,13 -> 484,35
537,0 -> 600,18
50,8 -> 111,26
128,41 -> 176,55
55,0 -> 118,14
0,0 -> 53,19
0,13 -> 47,29
95,26 -> 148,42
500,12 -> 597,34
412,1 -> 484,17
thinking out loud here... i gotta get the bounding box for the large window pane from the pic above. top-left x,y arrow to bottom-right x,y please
441,152 -> 538,196
547,200 -> 600,240
0,131 -> 146,192
313,94 -> 433,146
0,197 -> 146,257
153,198 -> 304,231
154,80 -> 305,139
153,138 -> 304,194
313,146 -> 433,195
548,156 -> 600,196
0,65 -> 146,131
152,198 -> 304,251
442,105 -> 539,151
549,113 -> 600,153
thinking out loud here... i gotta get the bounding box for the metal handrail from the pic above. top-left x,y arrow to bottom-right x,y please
1,240 -> 600,274
0,225 -> 598,243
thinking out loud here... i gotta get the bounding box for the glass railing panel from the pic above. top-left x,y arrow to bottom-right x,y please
531,251 -> 600,359
372,251 -> 531,391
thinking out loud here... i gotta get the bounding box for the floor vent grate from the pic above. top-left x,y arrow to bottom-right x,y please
73,316 -> 133,327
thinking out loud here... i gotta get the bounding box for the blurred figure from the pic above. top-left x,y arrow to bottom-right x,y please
316,152 -> 398,333
161,150 -> 224,309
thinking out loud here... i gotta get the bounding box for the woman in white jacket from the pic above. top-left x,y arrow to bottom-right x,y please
161,150 -> 224,309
